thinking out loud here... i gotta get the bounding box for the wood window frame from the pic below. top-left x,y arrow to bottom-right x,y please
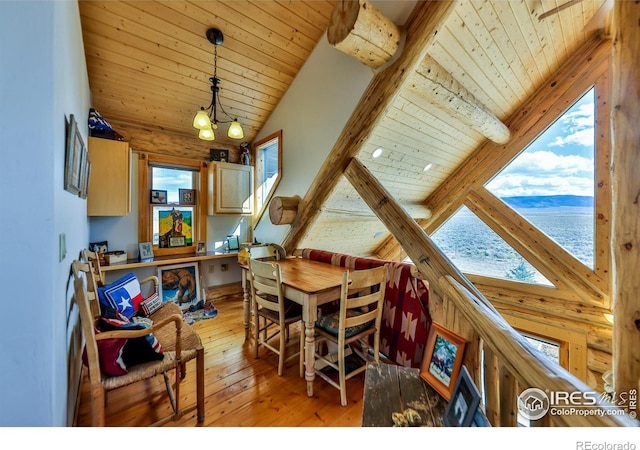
252,130 -> 282,226
138,152 -> 208,257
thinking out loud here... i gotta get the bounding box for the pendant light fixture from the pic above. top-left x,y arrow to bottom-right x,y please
192,28 -> 244,141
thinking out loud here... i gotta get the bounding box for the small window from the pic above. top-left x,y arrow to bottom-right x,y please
151,167 -> 195,247
253,130 -> 282,223
138,154 -> 206,256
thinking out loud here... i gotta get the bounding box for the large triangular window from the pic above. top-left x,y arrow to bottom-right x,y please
485,88 -> 595,269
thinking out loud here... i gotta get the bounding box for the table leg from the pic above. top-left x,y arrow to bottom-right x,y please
241,269 -> 251,341
304,320 -> 315,397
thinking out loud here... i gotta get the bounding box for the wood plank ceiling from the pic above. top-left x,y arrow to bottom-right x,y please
79,0 -> 336,148
79,0 -> 611,257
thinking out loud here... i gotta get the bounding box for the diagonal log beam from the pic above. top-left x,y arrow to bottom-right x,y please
410,55 -> 511,144
343,156 -> 498,315
281,0 -> 457,255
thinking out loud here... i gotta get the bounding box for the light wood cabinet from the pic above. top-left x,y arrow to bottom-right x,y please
87,137 -> 131,216
208,161 -> 253,215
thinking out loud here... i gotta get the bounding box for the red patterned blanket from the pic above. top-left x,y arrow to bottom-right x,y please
300,249 -> 431,368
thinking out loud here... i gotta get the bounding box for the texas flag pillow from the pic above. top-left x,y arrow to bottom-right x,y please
98,273 -> 144,319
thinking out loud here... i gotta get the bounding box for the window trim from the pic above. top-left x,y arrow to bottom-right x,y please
138,152 -> 208,257
252,130 -> 282,226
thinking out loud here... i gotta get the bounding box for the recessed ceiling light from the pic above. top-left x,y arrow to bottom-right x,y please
374,231 -> 385,239
372,148 -> 383,158
423,163 -> 433,172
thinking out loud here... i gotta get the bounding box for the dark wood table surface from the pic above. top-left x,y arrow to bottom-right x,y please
362,361 -> 447,427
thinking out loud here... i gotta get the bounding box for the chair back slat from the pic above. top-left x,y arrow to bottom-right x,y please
72,260 -> 103,386
247,244 -> 285,261
339,265 -> 387,338
248,258 -> 283,313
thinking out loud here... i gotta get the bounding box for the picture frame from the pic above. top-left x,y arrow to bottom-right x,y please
158,208 -> 193,248
169,235 -> 186,247
150,189 -> 167,204
179,188 -> 196,205
195,241 -> 207,255
64,114 -> 84,195
79,156 -> 91,199
471,407 -> 491,427
443,366 -> 481,427
138,242 -> 154,260
158,262 -> 201,311
420,321 -> 468,401
210,148 -> 229,162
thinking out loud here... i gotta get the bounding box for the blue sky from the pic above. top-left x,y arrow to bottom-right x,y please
152,167 -> 194,203
486,88 -> 595,198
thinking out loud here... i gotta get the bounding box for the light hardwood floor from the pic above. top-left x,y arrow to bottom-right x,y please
74,293 -> 365,427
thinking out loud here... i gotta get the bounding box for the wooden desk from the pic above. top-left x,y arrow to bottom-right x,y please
103,251 -> 238,304
362,362 -> 446,427
101,251 -> 237,272
240,257 -> 346,397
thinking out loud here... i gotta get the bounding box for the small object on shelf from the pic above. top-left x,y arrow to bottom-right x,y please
104,251 -> 127,265
139,242 -> 154,260
195,241 -> 207,255
240,143 -> 251,165
210,149 -> 229,162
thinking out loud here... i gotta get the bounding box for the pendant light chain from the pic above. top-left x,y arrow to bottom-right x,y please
192,28 -> 244,141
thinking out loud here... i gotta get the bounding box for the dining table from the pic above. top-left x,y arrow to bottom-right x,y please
240,257 -> 346,397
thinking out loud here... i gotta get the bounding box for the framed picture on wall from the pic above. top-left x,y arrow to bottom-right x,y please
150,189 -> 167,204
179,189 -> 196,205
64,114 -> 84,195
420,322 -> 468,401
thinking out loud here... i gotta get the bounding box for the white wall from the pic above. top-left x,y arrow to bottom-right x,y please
252,1 -> 416,247
0,0 -> 90,426
252,34 -> 374,245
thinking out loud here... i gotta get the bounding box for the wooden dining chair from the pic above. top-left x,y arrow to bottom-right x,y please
313,265 -> 388,406
247,243 -> 285,261
247,258 -> 303,376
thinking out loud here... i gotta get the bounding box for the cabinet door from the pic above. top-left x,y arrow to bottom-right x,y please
87,137 -> 131,216
208,162 -> 253,214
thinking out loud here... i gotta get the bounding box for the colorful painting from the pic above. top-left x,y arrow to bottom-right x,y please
158,208 -> 192,248
158,262 -> 202,312
420,322 -> 468,400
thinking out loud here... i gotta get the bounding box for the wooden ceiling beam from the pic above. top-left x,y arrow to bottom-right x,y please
409,55 -> 511,145
281,0 -> 457,255
323,198 -> 431,220
327,0 -> 401,70
611,0 -> 640,399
